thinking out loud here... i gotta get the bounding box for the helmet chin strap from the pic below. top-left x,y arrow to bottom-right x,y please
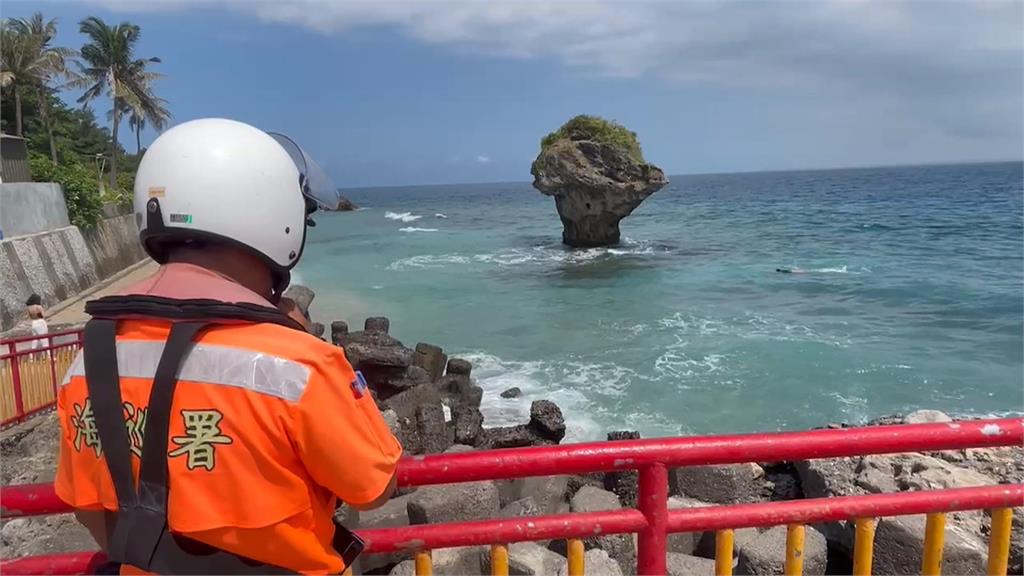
269,271 -> 289,305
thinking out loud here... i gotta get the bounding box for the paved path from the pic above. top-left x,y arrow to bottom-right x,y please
46,260 -> 158,327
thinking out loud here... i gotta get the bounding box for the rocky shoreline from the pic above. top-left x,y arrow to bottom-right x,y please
2,294 -> 1021,575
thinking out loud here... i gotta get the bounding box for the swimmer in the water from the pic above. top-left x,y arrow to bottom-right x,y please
776,267 -> 807,274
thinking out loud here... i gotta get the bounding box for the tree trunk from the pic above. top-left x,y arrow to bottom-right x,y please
110,96 -> 120,188
136,123 -> 141,156
14,87 -> 23,136
37,87 -> 58,162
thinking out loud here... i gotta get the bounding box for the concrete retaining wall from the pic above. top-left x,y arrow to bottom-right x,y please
0,214 -> 147,331
0,183 -> 70,239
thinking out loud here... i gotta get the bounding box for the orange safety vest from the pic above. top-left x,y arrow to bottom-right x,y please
54,264 -> 402,574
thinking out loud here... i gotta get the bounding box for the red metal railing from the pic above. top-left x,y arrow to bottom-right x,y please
2,417 -> 1022,575
1,329 -> 83,428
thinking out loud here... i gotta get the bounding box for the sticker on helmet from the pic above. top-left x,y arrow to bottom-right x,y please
169,213 -> 193,224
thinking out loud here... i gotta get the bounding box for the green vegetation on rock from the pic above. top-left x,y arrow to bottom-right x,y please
540,115 -> 645,163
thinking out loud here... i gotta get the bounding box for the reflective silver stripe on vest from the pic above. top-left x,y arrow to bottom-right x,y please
62,341 -> 310,401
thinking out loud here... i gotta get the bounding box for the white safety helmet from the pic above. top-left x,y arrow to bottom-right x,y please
134,118 -> 338,296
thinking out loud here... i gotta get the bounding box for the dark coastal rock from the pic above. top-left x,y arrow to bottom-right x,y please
500,387 -> 522,399
282,284 -> 315,319
414,342 -> 448,381
416,404 -> 453,454
333,196 -> 358,211
480,542 -> 566,576
365,316 -> 391,333
529,400 -> 566,442
556,549 -> 624,576
330,321 -> 348,346
480,400 -> 567,449
344,342 -> 413,368
497,475 -> 570,516
604,431 -> 640,507
569,486 -> 635,573
670,463 -> 770,504
446,358 -> 473,377
531,115 -> 668,247
436,374 -> 483,409
567,474 -> 606,499
408,481 -> 499,525
385,366 -> 431,391
666,553 -> 716,576
310,322 -> 325,338
793,449 -> 1014,572
736,525 -> 828,575
480,425 -> 546,449
452,405 -> 484,446
763,462 -> 803,501
384,383 -> 443,421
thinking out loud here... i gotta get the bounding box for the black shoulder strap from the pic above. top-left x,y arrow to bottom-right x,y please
83,319 -> 137,511
84,319 -> 293,574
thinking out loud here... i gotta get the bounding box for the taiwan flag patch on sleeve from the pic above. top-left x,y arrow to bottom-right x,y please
351,371 -> 368,399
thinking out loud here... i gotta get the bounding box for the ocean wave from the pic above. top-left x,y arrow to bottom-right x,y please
435,213 -> 448,219
388,242 -> 661,271
658,310 -> 853,348
399,227 -> 439,233
385,211 -> 422,223
460,350 -> 649,441
654,348 -> 730,380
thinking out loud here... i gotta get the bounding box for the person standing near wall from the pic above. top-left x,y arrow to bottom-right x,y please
25,294 -> 48,351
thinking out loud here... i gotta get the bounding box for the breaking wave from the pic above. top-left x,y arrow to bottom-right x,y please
387,241 -> 664,271
461,350 -> 685,441
385,211 -> 422,223
399,227 -> 439,233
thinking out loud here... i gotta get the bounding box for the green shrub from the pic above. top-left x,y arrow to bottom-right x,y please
29,153 -> 104,228
540,115 -> 645,163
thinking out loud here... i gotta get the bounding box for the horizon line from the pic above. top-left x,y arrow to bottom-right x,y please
339,158 -> 1022,191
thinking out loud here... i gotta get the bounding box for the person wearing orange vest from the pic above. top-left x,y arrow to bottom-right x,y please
54,118 -> 402,574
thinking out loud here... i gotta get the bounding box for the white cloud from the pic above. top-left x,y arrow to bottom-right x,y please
99,0 -> 1023,144
476,155 -> 491,164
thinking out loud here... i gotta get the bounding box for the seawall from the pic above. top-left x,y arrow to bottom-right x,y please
0,183 -> 70,239
0,214 -> 147,331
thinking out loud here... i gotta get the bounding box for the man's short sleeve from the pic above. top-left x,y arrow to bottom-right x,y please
290,347 -> 402,505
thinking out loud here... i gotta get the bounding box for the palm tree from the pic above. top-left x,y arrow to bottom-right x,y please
72,16 -> 160,187
123,62 -> 171,156
0,13 -> 76,155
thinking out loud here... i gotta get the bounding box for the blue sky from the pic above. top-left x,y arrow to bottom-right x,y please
6,1 -> 1023,187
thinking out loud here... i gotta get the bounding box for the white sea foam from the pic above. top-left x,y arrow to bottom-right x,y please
385,211 -> 422,223
388,242 -> 659,271
659,310 -> 852,348
435,213 -> 448,219
459,350 -> 654,441
399,227 -> 439,233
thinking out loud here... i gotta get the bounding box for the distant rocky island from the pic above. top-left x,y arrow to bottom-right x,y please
323,194 -> 358,211
531,115 -> 668,247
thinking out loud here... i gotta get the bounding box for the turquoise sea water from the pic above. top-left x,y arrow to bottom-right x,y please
296,162 -> 1024,440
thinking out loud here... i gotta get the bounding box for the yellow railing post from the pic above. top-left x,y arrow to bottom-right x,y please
567,538 -> 585,576
716,529 -> 734,576
922,512 -> 946,575
415,550 -> 432,576
785,524 -> 805,575
491,544 -> 509,576
987,507 -> 1013,576
853,518 -> 876,576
